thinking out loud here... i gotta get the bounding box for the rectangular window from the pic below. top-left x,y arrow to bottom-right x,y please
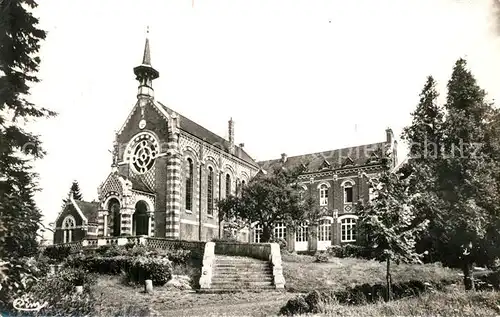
318,219 -> 331,241
273,223 -> 287,240
295,223 -> 309,242
341,218 -> 357,242
253,224 -> 262,243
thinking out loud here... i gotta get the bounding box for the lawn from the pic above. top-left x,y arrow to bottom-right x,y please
93,275 -> 298,317
318,288 -> 500,316
90,253 -> 464,316
281,253 -> 462,292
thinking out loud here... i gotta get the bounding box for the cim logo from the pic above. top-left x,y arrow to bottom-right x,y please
12,295 -> 48,312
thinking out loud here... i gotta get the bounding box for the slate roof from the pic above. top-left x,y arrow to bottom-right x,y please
157,101 -> 258,168
128,176 -> 154,194
74,200 -> 99,224
258,141 -> 388,174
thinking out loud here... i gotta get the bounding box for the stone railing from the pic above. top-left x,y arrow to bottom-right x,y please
146,237 -> 205,251
214,242 -> 272,261
199,242 -> 215,290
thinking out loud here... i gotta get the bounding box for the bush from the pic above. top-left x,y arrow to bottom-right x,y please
126,256 -> 172,286
0,257 -> 50,307
326,244 -> 373,259
43,245 -> 72,262
280,279 -> 450,315
314,252 -> 329,263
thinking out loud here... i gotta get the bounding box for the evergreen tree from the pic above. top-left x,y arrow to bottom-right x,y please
436,58 -> 499,290
0,0 -> 55,305
61,180 -> 84,208
358,155 -> 429,301
400,76 -> 446,263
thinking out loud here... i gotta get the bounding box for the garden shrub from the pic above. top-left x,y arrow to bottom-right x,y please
279,279 -> 453,315
326,244 -> 374,259
126,256 -> 172,286
314,252 -> 329,263
42,245 -> 72,262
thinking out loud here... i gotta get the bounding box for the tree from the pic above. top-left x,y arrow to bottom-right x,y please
218,165 -> 307,243
0,0 -> 55,304
400,76 -> 446,263
435,58 -> 500,290
357,155 -> 429,301
61,180 -> 83,208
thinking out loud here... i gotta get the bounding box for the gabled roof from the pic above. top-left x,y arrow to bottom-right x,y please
157,101 -> 258,168
74,200 -> 99,224
258,141 -> 388,173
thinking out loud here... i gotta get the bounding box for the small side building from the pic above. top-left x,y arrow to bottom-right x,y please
53,194 -> 99,244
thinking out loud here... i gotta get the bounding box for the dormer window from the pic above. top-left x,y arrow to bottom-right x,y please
342,157 -> 354,167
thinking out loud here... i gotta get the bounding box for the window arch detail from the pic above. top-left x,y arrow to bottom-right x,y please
319,184 -> 329,206
343,180 -> 354,204
62,215 -> 76,243
207,166 -> 214,216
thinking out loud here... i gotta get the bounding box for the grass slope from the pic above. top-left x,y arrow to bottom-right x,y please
282,253 -> 461,292
319,289 -> 500,316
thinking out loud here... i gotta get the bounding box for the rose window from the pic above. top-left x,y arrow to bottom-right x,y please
127,133 -> 159,174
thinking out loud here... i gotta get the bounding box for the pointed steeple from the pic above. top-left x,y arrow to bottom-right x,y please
134,28 -> 159,100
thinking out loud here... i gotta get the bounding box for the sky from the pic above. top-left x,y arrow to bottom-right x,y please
28,0 -> 500,237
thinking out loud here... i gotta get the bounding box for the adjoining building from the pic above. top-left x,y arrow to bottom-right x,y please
52,37 -> 398,252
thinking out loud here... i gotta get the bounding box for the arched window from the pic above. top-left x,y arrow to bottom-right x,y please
344,181 -> 353,203
295,222 -> 308,242
319,184 -> 328,206
253,223 -> 263,243
341,217 -> 357,242
207,166 -> 214,215
225,174 -> 231,198
318,218 -> 331,241
62,216 -> 76,243
185,158 -> 194,211
273,222 -> 287,240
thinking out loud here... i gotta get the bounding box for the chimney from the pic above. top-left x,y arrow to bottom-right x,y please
281,153 -> 287,163
228,118 -> 235,153
385,127 -> 394,144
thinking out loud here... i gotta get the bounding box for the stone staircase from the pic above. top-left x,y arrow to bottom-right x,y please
206,255 -> 276,292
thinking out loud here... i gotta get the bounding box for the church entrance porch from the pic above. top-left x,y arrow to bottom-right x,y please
133,201 -> 150,236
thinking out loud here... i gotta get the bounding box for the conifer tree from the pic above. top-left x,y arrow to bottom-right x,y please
61,180 -> 84,208
0,0 -> 55,305
400,76 -> 445,262
436,58 -> 499,290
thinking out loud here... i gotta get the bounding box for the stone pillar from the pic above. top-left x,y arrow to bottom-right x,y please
120,207 -> 134,236
165,130 -> 181,239
147,212 -> 153,236
332,214 -> 340,245
308,223 -> 318,253
103,213 -> 108,236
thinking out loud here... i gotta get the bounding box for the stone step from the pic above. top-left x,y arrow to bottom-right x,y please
212,275 -> 274,282
215,262 -> 271,268
213,272 -> 272,277
197,288 -> 279,294
210,281 -> 274,288
213,267 -> 272,272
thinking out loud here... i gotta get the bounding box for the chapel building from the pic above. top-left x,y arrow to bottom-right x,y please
52,37 -> 398,252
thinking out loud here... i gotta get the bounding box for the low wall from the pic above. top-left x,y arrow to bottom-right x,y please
214,242 -> 271,261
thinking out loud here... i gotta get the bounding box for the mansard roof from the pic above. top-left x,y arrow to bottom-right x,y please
157,101 -> 258,168
74,200 -> 99,224
258,141 -> 388,174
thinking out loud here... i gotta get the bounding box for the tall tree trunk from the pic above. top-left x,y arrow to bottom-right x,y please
462,257 -> 475,291
262,226 -> 272,243
386,257 -> 392,301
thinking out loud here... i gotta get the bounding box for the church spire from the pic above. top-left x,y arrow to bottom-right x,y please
134,28 -> 159,101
